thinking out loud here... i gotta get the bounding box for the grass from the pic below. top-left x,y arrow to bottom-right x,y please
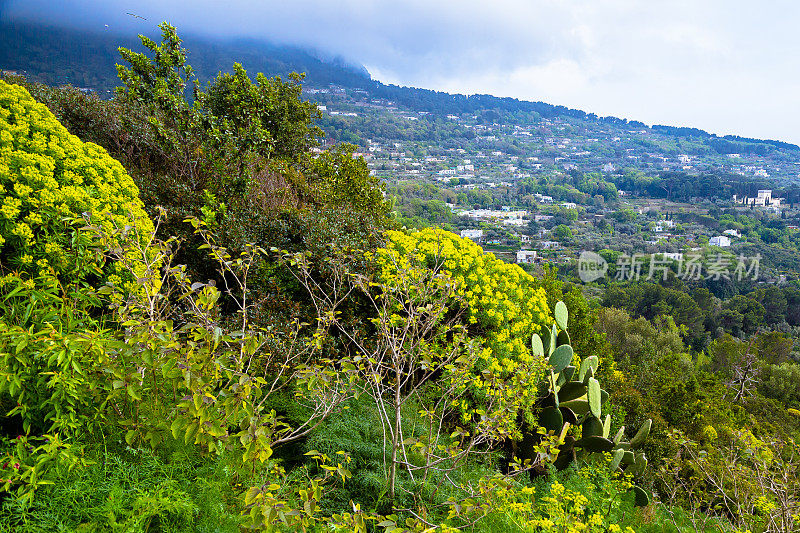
0,442 -> 244,532
296,395 -> 500,519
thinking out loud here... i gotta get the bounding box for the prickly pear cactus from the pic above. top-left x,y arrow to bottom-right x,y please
514,300 -> 652,506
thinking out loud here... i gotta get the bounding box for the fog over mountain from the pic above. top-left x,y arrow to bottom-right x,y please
3,0 -> 800,144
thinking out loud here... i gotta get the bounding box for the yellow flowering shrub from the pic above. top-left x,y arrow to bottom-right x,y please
374,228 -> 552,423
463,467 -> 638,532
701,424 -> 718,442
377,228 -> 551,374
0,80 -> 153,286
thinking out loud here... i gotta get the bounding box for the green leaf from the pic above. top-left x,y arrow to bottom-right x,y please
578,355 -> 599,382
582,415 -> 603,438
171,418 -> 183,439
574,436 -> 614,452
184,422 -> 198,445
540,327 -> 552,357
631,486 -> 651,507
630,419 -> 652,449
126,384 -> 142,401
244,486 -> 261,505
539,406 -> 563,433
556,329 -> 570,347
628,452 -> 648,477
558,381 -> 586,402
554,301 -> 568,331
621,451 -> 635,464
549,345 -> 573,374
560,399 -> 590,417
559,406 -> 578,426
587,377 -> 602,418
602,414 -> 611,439
531,333 -> 544,358
610,448 -> 625,471
613,426 -> 626,445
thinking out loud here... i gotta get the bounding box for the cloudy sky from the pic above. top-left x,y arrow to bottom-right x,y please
4,0 -> 800,143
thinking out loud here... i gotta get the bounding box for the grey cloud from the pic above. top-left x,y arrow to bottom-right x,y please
3,0 -> 568,77
5,0 -> 800,143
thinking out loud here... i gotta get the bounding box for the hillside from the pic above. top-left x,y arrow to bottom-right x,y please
3,21 -> 800,533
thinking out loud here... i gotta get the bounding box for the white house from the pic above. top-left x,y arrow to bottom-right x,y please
460,229 -> 484,242
723,229 -> 741,238
540,241 -> 561,250
709,236 -> 732,247
654,220 -> 675,233
503,218 -> 527,227
516,250 -> 538,264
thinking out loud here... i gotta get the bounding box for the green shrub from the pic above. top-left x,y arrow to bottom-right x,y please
759,362 -> 800,408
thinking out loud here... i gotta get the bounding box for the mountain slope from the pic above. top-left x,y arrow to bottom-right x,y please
0,20 -> 371,93
2,18 -> 797,154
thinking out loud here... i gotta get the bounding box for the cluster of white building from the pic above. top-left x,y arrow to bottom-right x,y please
455,208 -> 529,227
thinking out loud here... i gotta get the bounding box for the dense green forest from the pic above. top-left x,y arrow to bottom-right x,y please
1,23 -> 800,533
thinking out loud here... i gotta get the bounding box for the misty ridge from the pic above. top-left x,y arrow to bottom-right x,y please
3,17 -> 796,155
